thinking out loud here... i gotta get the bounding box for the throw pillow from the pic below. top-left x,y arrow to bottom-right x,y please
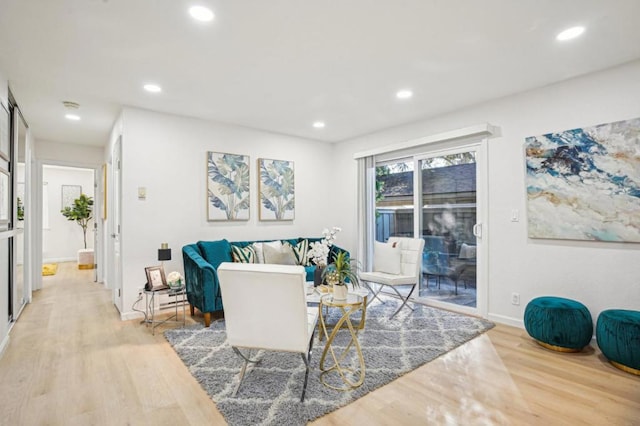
252,242 -> 264,264
263,242 -> 297,265
292,239 -> 310,266
252,240 -> 282,264
373,241 -> 402,274
231,244 -> 256,263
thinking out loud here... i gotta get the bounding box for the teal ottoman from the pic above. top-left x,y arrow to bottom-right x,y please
596,309 -> 640,375
524,296 -> 593,352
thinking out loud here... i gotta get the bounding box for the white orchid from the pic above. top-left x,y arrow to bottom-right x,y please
307,226 -> 341,266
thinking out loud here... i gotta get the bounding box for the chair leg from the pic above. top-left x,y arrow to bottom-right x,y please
388,284 -> 416,319
364,282 -> 385,305
300,328 -> 316,402
231,347 -> 259,397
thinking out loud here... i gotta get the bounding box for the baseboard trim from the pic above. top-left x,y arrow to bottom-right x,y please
488,313 -> 524,329
0,333 -> 10,359
43,257 -> 76,263
120,310 -> 145,321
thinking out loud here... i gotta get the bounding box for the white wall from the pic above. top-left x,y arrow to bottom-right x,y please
332,59 -> 640,327
35,139 -> 103,166
117,107 -> 334,317
42,165 -> 95,262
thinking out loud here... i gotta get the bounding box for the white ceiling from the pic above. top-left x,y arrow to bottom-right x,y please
1,0 -> 640,147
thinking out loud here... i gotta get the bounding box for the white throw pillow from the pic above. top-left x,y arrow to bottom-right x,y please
263,242 -> 297,265
253,240 -> 282,264
373,241 -> 402,275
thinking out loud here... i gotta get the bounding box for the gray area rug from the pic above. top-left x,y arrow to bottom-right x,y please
165,298 -> 494,426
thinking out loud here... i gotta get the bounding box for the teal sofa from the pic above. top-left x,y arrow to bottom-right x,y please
182,237 -> 348,326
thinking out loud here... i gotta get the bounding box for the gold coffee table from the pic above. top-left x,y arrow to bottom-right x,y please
318,293 -> 365,391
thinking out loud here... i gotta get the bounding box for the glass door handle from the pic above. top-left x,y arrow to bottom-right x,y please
473,223 -> 482,238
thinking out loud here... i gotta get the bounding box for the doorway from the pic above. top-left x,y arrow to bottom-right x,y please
41,165 -> 96,277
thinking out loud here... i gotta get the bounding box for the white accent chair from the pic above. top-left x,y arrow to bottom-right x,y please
359,237 -> 425,319
217,262 -> 318,402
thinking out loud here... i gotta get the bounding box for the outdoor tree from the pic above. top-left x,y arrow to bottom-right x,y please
61,194 -> 94,249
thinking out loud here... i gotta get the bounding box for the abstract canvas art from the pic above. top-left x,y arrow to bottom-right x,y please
258,158 -> 295,221
525,117 -> 640,242
206,152 -> 250,221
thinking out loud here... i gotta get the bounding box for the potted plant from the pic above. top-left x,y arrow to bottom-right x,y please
323,251 -> 360,300
61,194 -> 94,269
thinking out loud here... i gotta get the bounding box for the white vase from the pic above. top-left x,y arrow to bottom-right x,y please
333,284 -> 348,301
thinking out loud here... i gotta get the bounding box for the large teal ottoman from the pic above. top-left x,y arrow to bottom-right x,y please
524,296 -> 593,352
596,309 -> 640,375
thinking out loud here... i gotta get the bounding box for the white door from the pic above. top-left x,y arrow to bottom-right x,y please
111,137 -> 123,311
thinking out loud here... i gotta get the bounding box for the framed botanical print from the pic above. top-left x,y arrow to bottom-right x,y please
206,151 -> 250,221
145,265 -> 167,291
258,158 -> 295,221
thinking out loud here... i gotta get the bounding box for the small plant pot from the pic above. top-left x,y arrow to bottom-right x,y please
77,249 -> 94,270
333,284 -> 348,301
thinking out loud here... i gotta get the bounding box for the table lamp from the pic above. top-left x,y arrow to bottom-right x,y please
158,243 -> 171,266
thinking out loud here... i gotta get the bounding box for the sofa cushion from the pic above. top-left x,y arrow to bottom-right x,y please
373,241 -> 402,275
231,244 -> 256,263
292,239 -> 310,266
264,242 -> 297,265
197,239 -> 232,268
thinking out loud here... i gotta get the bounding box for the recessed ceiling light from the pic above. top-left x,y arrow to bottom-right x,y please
396,90 -> 413,99
189,5 -> 214,22
556,26 -> 585,41
143,83 -> 162,93
313,121 -> 326,129
65,114 -> 81,121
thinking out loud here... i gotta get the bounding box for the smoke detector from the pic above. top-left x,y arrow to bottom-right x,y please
62,101 -> 80,109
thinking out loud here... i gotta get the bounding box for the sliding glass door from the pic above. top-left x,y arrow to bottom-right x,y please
374,146 -> 482,313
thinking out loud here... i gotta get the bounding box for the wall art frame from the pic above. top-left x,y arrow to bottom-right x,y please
525,116 -> 640,242
206,151 -> 250,221
61,185 -> 82,210
0,102 -> 9,162
0,167 -> 9,226
258,158 -> 295,221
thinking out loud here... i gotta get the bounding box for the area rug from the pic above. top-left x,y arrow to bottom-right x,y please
165,298 -> 494,426
42,263 -> 58,276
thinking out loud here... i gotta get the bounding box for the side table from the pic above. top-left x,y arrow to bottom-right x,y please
143,285 -> 186,335
318,293 -> 365,391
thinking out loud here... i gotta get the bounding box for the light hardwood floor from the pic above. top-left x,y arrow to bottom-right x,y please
0,262 -> 637,425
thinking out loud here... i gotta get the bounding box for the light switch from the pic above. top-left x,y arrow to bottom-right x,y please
510,209 -> 519,222
138,187 -> 146,200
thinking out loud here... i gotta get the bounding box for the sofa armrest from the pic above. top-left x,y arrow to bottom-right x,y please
182,245 -> 224,322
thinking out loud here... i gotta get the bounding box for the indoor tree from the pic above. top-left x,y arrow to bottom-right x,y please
61,194 -> 94,249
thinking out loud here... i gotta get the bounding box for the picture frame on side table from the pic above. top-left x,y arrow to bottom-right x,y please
206,151 -> 250,221
145,265 -> 167,291
258,158 -> 295,221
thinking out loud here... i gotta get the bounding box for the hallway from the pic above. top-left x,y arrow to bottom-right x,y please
0,262 -> 221,424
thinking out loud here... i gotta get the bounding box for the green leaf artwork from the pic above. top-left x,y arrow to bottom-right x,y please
207,152 -> 250,221
259,158 -> 295,220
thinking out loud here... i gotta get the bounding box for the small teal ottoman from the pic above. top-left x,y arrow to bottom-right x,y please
524,296 -> 593,352
596,309 -> 640,375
